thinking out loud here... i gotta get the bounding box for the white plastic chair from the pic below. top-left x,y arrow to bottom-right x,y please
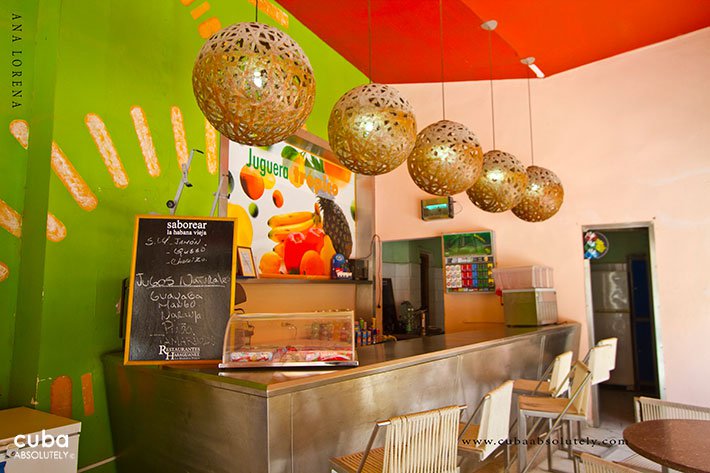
587,343 -> 615,385
330,405 -> 465,473
595,337 -> 618,371
514,351 -> 574,397
458,380 -> 514,462
517,346 -> 613,473
579,452 -> 642,473
616,397 -> 710,473
634,396 -> 710,422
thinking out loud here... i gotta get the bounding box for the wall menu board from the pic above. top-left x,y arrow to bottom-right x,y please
443,231 -> 496,293
125,215 -> 237,365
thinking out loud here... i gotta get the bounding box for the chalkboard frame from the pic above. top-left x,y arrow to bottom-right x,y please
124,214 -> 238,365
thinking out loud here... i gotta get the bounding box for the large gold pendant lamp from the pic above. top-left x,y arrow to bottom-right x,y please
468,149 -> 528,212
511,165 -> 564,222
407,0 -> 483,196
328,1 -> 417,175
467,20 -> 527,212
512,58 -> 564,222
328,84 -> 417,175
192,19 -> 315,146
408,120 -> 483,196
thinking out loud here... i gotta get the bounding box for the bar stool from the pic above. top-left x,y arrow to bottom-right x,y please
517,344 -> 614,473
587,337 -> 617,371
329,405 -> 466,473
578,452 -> 640,473
458,380 -> 514,464
513,351 -> 574,397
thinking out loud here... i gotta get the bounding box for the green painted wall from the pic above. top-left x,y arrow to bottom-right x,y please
0,0 -> 39,409
383,237 -> 443,267
411,237 -> 443,268
2,0 -> 366,470
383,240 -> 412,263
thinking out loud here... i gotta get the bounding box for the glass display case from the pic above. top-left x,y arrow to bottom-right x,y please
219,311 -> 358,368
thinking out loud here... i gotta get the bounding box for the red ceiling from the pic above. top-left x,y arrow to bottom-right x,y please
277,0 -> 710,83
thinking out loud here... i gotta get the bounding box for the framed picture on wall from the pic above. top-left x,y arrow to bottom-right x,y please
442,231 -> 496,294
227,135 -> 356,279
237,247 -> 257,278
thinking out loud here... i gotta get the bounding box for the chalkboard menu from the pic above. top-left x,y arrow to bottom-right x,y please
125,215 -> 237,365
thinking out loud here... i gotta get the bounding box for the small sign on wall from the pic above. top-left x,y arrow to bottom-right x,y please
583,231 -> 609,259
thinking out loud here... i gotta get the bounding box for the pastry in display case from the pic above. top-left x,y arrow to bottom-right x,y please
219,311 -> 358,368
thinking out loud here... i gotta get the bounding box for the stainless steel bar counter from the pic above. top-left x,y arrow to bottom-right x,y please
103,322 -> 579,473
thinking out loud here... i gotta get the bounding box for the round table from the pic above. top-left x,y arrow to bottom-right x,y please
623,419 -> 710,473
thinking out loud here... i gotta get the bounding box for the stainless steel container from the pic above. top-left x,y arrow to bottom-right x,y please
503,288 -> 558,326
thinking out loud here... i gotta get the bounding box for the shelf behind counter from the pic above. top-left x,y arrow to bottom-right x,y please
103,322 -> 579,473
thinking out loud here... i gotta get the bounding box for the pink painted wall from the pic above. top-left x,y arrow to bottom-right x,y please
376,28 -> 710,404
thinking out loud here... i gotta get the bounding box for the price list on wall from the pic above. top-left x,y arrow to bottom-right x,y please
443,232 -> 496,293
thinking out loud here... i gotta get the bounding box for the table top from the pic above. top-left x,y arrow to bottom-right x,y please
623,419 -> 710,473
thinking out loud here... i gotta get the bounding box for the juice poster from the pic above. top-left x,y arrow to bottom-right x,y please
228,140 -> 356,278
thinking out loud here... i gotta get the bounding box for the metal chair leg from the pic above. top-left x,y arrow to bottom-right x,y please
547,419 -> 553,471
518,412 -> 528,472
567,420 -> 573,458
505,443 -> 510,470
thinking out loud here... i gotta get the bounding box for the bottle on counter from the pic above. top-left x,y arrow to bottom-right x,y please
406,307 -> 414,334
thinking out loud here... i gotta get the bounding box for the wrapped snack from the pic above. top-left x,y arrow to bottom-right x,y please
230,347 -> 277,362
300,350 -> 353,362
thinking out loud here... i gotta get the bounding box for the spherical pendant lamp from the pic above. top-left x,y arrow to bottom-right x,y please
511,165 -> 564,222
192,22 -> 316,146
407,120 -> 483,196
467,150 -> 528,212
328,84 -> 417,175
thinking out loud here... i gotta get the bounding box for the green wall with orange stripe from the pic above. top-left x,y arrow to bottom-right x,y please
0,0 -> 366,470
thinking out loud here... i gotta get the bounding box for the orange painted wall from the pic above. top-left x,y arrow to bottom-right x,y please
376,28 -> 710,404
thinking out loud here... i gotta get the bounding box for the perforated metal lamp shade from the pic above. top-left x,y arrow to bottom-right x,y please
328,84 -> 417,176
407,120 -> 484,196
192,22 -> 316,146
511,165 -> 564,222
467,150 -> 528,213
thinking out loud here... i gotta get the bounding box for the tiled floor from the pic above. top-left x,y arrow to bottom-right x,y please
469,387 -> 657,473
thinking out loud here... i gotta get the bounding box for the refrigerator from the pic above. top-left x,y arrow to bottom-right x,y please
591,263 -> 635,388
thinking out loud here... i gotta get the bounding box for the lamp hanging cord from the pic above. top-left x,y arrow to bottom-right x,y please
487,30 -> 496,150
367,0 -> 373,83
255,0 -> 259,22
439,0 -> 446,120
526,72 -> 535,165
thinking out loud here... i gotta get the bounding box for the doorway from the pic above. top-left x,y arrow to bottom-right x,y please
583,224 -> 663,424
381,237 -> 445,337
